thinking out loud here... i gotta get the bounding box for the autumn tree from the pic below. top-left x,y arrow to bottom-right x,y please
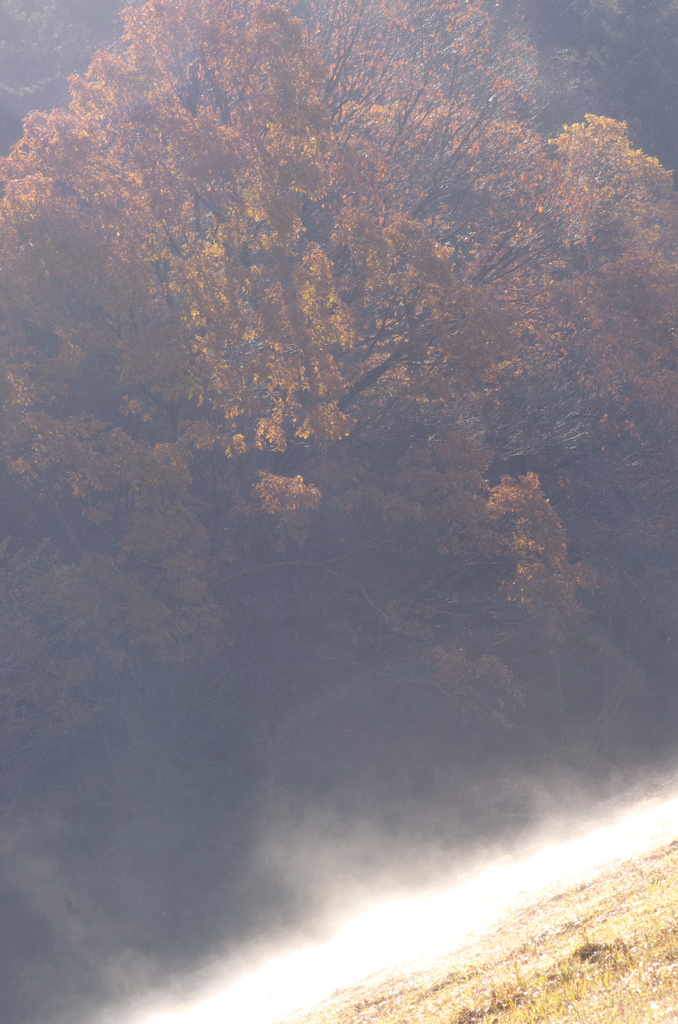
0,0 -> 590,736
474,113 -> 678,753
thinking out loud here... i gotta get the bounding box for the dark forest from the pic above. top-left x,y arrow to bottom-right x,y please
2,1 -> 678,1020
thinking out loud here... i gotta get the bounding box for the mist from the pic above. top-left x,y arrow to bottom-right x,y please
105,778 -> 678,1024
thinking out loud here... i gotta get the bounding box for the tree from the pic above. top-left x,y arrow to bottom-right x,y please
475,114 -> 678,753
0,0 -> 588,717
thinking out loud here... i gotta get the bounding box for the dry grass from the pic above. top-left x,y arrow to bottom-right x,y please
290,838 -> 678,1024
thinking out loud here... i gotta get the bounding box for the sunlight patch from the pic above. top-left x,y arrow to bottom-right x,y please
140,793 -> 678,1024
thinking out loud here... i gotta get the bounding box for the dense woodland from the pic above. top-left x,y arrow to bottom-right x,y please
2,1 -> 678,1020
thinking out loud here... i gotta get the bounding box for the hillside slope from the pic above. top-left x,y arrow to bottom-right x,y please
291,831 -> 678,1024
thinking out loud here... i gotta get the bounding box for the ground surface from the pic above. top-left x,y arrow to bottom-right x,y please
289,837 -> 678,1024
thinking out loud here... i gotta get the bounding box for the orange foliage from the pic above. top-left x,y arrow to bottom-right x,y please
1,0 -> 660,709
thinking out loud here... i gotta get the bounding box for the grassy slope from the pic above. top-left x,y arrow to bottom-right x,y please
293,838 -> 678,1024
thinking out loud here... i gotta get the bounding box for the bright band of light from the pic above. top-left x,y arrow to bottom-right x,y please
141,793 -> 678,1024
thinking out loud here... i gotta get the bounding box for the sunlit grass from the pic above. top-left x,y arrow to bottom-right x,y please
140,798 -> 678,1024
300,838 -> 678,1024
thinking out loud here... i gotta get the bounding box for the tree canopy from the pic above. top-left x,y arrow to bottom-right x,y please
0,0 -> 580,691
